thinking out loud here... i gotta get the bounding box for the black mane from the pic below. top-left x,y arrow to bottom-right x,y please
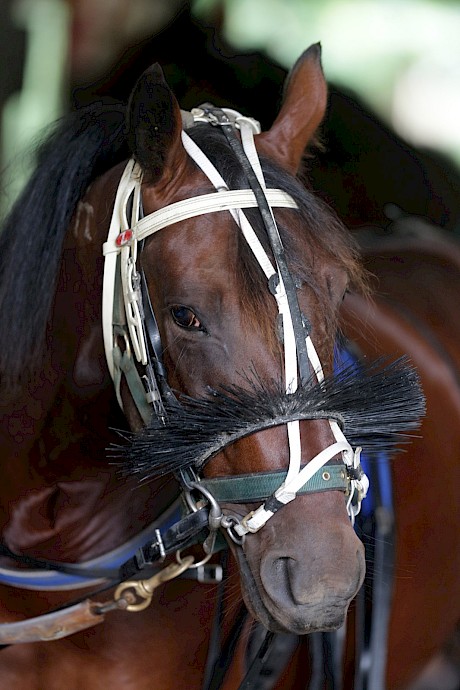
0,103 -> 128,390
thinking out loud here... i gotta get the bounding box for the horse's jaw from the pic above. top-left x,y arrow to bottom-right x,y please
229,493 -> 366,635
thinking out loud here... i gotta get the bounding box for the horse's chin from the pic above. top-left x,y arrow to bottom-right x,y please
233,545 -> 353,635
243,586 -> 350,635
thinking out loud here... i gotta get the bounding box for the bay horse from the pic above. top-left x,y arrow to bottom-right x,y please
0,44 -> 424,689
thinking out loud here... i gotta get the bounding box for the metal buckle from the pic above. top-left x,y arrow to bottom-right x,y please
190,106 -> 261,134
134,528 -> 165,570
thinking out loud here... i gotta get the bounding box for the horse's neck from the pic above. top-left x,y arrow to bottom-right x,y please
0,304 -> 174,564
2,462 -> 176,562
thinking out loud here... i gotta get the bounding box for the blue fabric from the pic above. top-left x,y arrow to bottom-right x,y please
334,344 -> 393,518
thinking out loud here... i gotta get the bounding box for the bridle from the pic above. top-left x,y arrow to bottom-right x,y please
101,104 -> 369,547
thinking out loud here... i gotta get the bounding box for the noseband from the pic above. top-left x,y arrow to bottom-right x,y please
102,106 -> 369,549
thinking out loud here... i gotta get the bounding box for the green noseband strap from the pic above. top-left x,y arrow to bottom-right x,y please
199,463 -> 349,504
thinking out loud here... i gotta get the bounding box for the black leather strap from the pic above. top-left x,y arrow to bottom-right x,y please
237,631 -> 276,690
0,507 -> 210,583
203,106 -> 310,382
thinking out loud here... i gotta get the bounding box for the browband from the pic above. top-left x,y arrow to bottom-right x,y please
103,187 -> 297,255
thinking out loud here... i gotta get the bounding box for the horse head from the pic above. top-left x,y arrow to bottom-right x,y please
101,45 -> 421,636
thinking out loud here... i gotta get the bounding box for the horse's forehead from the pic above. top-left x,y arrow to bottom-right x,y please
143,213 -> 242,282
141,208 -> 340,321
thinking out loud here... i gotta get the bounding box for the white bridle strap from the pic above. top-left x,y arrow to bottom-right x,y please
103,190 -> 298,253
235,441 -> 352,534
102,159 -> 140,380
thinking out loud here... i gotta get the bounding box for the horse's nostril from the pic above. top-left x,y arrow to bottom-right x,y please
267,556 -> 299,606
262,542 -> 365,610
272,556 -> 294,588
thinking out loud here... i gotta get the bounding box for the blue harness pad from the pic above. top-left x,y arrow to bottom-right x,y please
0,501 -> 182,591
334,344 -> 393,518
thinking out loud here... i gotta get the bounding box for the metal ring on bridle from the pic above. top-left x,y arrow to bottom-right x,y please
184,481 -> 224,531
176,547 -> 214,569
221,515 -> 245,546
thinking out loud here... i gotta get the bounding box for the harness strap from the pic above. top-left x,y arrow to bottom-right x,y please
0,600 -> 106,645
237,631 -> 276,690
119,506 -> 211,580
234,442 -> 353,535
0,504 -> 210,586
355,453 -> 395,690
112,343 -> 153,425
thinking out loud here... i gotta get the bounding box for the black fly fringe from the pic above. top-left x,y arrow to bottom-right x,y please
113,357 -> 425,481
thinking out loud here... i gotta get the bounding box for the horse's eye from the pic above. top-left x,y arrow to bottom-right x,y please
171,305 -> 203,330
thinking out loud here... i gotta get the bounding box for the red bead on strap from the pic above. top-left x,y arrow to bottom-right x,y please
115,229 -> 133,247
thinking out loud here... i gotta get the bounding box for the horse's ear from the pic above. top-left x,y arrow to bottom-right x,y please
126,63 -> 187,184
257,44 -> 327,174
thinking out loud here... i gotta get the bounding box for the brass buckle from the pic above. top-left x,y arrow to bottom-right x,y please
114,556 -> 194,612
